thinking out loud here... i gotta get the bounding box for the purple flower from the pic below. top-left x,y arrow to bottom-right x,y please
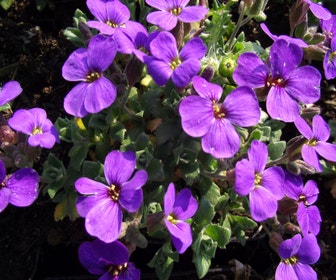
323,37 -> 336,80
284,172 -> 321,236
234,140 -> 284,222
8,108 -> 60,149
144,31 -> 206,88
303,0 -> 331,20
78,239 -> 140,280
275,233 -> 320,280
62,34 -> 117,118
0,159 -> 39,212
75,150 -> 148,243
146,0 -> 208,31
233,39 -> 321,122
294,114 -> 336,172
260,23 -> 308,48
320,15 -> 336,44
86,0 -> 142,54
0,80 -> 22,107
179,76 -> 260,158
164,183 -> 198,254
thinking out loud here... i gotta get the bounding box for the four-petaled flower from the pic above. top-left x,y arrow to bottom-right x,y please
0,159 -> 39,212
294,114 -> 336,172
179,76 -> 260,158
0,80 -> 22,107
144,31 -> 206,88
62,34 -> 117,117
164,183 -> 198,254
75,150 -> 148,243
233,39 -> 321,122
145,0 -> 208,31
78,238 -> 140,280
8,108 -> 60,149
275,233 -> 320,280
234,140 -> 284,221
284,171 -> 321,236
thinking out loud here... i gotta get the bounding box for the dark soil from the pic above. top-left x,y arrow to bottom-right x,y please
0,1 -> 336,279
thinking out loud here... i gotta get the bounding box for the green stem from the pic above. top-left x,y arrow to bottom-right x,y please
227,3 -> 247,51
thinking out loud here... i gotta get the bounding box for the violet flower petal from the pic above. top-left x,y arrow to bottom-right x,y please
172,58 -> 200,88
278,233 -> 302,259
302,180 -> 319,205
248,140 -> 268,172
87,21 -> 115,35
234,159 -> 255,196
249,186 -> 278,221
262,166 -> 285,200
173,188 -> 198,220
7,168 -> 39,207
192,75 -> 223,100
104,150 -> 136,186
178,6 -> 208,23
145,57 -> 173,86
63,82 -> 89,118
224,86 -> 260,127
315,141 -> 336,162
233,53 -> 268,88
164,183 -> 176,216
293,262 -> 318,280
78,241 -> 107,275
275,262 -> 299,280
201,118 -> 240,158
312,115 -> 330,142
86,0 -> 109,22
0,187 -> 11,212
146,11 -> 178,31
286,66 -> 321,104
0,160 -> 6,182
62,48 -> 88,81
8,109 -> 35,135
283,171 -> 303,200
302,144 -> 321,172
296,233 -> 320,264
85,199 -> 122,243
165,220 -> 192,254
84,77 -> 116,114
28,133 -> 57,149
91,239 -> 129,265
120,176 -> 144,213
306,1 -> 331,20
266,86 -> 300,122
145,0 -> 170,11
297,203 -> 321,236
149,31 -> 178,61
75,177 -> 108,195
294,116 -> 313,140
0,81 -> 22,106
179,96 -> 214,137
179,37 -> 207,61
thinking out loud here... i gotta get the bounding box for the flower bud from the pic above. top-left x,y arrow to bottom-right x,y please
200,65 -> 215,81
283,222 -> 301,235
0,124 -> 16,145
269,231 -> 283,252
277,197 -> 298,215
218,56 -> 237,78
285,135 -> 306,162
78,22 -> 93,45
146,211 -> 165,233
300,105 -> 321,119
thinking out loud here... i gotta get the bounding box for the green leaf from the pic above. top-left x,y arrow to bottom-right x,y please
54,117 -> 72,142
68,143 -> 89,171
268,140 -> 286,160
193,197 -> 215,229
229,215 -> 257,231
82,161 -> 104,179
205,224 -> 231,249
0,0 -> 14,10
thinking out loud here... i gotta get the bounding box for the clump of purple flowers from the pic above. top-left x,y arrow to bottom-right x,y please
78,238 -> 140,280
163,182 -> 198,254
233,39 -> 321,122
0,159 -> 39,212
179,76 -> 260,158
75,150 -> 148,243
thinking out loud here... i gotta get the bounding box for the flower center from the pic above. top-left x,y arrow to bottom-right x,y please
283,256 -> 298,265
106,20 -> 119,28
108,184 -> 121,202
212,100 -> 226,119
32,127 -> 43,135
170,7 -> 182,16
108,262 -> 128,276
169,57 -> 182,70
86,72 -> 101,83
306,138 -> 317,147
167,213 -> 178,225
329,51 -> 336,62
254,173 -> 262,186
266,75 -> 286,88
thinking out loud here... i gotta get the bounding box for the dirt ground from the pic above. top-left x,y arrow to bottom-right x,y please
0,1 -> 336,279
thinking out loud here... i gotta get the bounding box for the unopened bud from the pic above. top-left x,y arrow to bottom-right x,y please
293,159 -> 317,175
285,135 -> 306,162
78,22 -> 93,45
269,231 -> 283,252
146,211 -> 165,233
300,105 -> 321,119
218,56 -> 237,78
200,65 -> 215,81
283,222 -> 301,235
289,0 -> 309,32
0,125 -> 16,145
277,197 -> 298,215
246,0 -> 265,17
125,56 -> 144,87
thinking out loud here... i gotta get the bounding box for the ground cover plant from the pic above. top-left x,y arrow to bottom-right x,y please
1,0 -> 336,279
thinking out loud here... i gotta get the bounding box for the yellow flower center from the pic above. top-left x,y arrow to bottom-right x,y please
170,7 -> 182,16
108,263 -> 128,276
266,75 -> 286,88
254,173 -> 262,186
329,51 -> 336,62
212,100 -> 226,119
283,256 -> 298,265
306,138 -> 317,147
169,57 -> 182,70
108,184 -> 120,202
86,72 -> 101,83
32,127 -> 43,135
106,20 -> 119,28
167,213 -> 178,225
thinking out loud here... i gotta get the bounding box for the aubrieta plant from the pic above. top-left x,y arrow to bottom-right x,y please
1,0 -> 336,279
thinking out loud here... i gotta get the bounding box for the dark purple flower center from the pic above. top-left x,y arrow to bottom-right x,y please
266,75 -> 287,88
169,57 -> 182,70
170,7 -> 182,16
107,262 -> 128,277
108,184 -> 121,202
212,100 -> 226,119
86,72 -> 101,83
